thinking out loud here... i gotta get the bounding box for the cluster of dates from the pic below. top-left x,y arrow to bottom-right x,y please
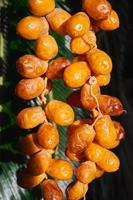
15,0 -> 125,199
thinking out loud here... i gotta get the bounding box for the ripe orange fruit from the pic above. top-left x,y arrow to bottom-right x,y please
82,0 -> 112,20
41,179 -> 64,200
96,10 -> 120,31
46,159 -> 73,180
35,35 -> 58,60
15,77 -> 45,100
66,181 -> 88,200
46,8 -> 71,35
16,107 -> 46,129
66,12 -> 90,38
86,48 -> 113,75
36,123 -> 59,149
63,61 -> 91,88
16,16 -> 49,40
45,100 -> 74,126
96,73 -> 111,86
28,0 -> 55,16
16,54 -> 48,78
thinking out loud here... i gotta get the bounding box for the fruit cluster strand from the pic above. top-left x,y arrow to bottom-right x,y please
15,0 -> 125,199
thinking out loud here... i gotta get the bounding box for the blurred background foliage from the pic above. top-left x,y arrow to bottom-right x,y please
0,0 -> 133,199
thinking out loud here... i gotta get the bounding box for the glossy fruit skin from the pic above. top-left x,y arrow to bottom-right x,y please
86,49 -> 112,75
65,148 -> 85,162
41,179 -> 64,200
63,61 -> 91,88
15,77 -> 45,100
46,8 -> 71,35
98,95 -> 124,116
17,107 -> 46,129
45,100 -> 74,126
67,90 -> 82,108
35,35 -> 58,60
16,16 -> 49,40
18,168 -> 45,189
36,123 -> 59,149
82,0 -> 112,20
95,166 -> 104,178
16,55 -> 48,78
85,143 -> 120,172
27,150 -> 52,176
96,10 -> 120,31
46,57 -> 71,79
96,73 -> 111,86
80,82 -> 100,110
67,124 -> 95,154
66,12 -> 90,38
94,115 -> 117,149
46,159 -> 73,180
66,181 -> 88,200
77,161 -> 97,184
17,133 -> 42,156
28,0 -> 55,16
71,30 -> 97,54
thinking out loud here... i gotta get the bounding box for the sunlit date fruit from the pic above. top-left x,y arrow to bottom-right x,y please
28,0 -> 55,17
35,35 -> 58,60
16,107 -> 46,129
86,48 -> 112,75
65,148 -> 85,162
16,55 -> 48,78
17,168 -> 45,189
46,57 -> 71,79
96,74 -> 111,86
71,30 -> 97,55
94,115 -> 118,149
82,0 -> 112,20
16,16 -> 49,40
77,161 -> 97,184
46,159 -> 73,180
36,123 -> 59,149
17,133 -> 42,156
80,82 -> 100,110
96,10 -> 120,31
67,124 -> 95,154
15,77 -> 45,100
85,143 -> 120,172
46,8 -> 71,35
66,12 -> 90,38
67,90 -> 82,108
63,61 -> 91,88
66,180 -> 88,200
45,100 -> 74,126
41,179 -> 64,200
27,150 -> 52,176
98,95 -> 124,116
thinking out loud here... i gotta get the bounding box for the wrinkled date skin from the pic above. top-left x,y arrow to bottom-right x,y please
67,124 -> 95,154
98,95 -> 124,116
82,0 -> 112,20
46,57 -> 71,79
16,107 -> 46,129
66,180 -> 88,200
41,179 -> 64,200
15,77 -> 45,100
16,54 -> 48,78
27,150 -> 52,176
46,159 -> 73,180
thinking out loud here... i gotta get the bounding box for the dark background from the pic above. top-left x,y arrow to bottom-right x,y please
1,0 -> 133,199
